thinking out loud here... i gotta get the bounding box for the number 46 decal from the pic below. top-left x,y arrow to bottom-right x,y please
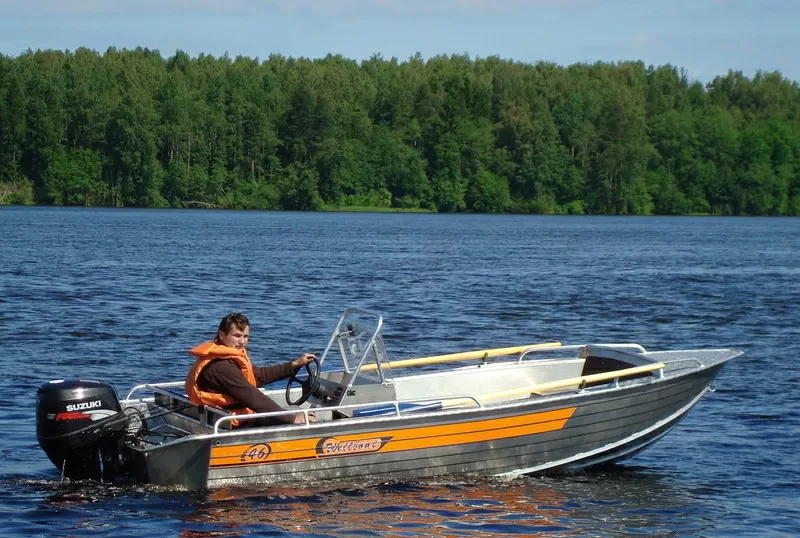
240,443 -> 271,462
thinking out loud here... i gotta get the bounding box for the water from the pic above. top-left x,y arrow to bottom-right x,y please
1,207 -> 798,537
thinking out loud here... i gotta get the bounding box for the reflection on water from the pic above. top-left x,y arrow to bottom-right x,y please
14,469 -> 707,537
192,479 -> 574,537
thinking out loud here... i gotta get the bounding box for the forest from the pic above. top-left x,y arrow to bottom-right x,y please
1,47 -> 799,215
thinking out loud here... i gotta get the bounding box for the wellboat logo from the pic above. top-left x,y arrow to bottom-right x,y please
316,436 -> 393,456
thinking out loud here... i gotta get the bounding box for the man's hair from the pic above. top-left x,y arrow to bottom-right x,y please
217,312 -> 250,335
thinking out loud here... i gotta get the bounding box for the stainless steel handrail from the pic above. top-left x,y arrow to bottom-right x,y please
517,343 -> 648,362
125,381 -> 185,401
212,393 -> 482,434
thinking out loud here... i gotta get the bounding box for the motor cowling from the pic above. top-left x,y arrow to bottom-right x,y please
36,379 -> 128,481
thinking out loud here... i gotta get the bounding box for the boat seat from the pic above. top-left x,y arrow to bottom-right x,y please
152,385 -> 194,411
203,405 -> 233,430
151,385 -> 232,430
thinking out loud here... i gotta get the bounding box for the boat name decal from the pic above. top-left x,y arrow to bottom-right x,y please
66,400 -> 102,412
240,443 -> 271,463
316,436 -> 393,456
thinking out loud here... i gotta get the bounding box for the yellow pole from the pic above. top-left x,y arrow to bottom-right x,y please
441,362 -> 667,408
359,342 -> 562,372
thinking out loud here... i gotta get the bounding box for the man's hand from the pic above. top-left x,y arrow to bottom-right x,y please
291,353 -> 316,370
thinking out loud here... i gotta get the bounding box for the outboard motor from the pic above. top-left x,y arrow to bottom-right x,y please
36,379 -> 129,482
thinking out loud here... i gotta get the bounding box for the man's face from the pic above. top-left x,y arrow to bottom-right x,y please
218,324 -> 250,350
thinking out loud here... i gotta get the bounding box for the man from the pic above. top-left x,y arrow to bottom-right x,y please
185,312 -> 316,426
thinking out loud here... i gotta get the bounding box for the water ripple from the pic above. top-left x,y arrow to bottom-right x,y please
1,208 -> 799,537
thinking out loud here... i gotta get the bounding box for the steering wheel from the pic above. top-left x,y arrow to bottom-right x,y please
285,356 -> 321,406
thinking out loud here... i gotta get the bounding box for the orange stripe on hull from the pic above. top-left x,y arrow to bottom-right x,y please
210,407 -> 577,468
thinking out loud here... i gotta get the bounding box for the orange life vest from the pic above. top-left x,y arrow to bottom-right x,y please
184,341 -> 257,424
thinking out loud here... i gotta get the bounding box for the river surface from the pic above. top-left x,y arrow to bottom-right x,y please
0,207 -> 798,537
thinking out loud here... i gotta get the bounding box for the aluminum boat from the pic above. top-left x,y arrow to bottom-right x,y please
36,308 -> 742,488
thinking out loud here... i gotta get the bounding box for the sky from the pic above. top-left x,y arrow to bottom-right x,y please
0,0 -> 798,83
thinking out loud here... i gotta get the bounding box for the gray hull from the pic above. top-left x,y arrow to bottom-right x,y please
132,363 -> 723,488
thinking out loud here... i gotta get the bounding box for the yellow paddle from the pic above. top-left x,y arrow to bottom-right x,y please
440,362 -> 667,408
359,342 -> 562,372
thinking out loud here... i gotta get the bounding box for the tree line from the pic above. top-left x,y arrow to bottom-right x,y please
1,47 -> 799,215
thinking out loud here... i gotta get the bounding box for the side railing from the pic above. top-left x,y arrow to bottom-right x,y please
210,394 -> 484,434
518,343 -> 647,362
125,381 -> 186,401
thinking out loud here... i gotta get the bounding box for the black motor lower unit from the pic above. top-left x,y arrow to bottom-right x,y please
36,379 -> 130,482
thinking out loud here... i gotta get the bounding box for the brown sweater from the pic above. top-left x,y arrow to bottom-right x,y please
196,359 -> 296,424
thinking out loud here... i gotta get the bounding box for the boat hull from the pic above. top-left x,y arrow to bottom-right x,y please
132,363 -> 723,488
